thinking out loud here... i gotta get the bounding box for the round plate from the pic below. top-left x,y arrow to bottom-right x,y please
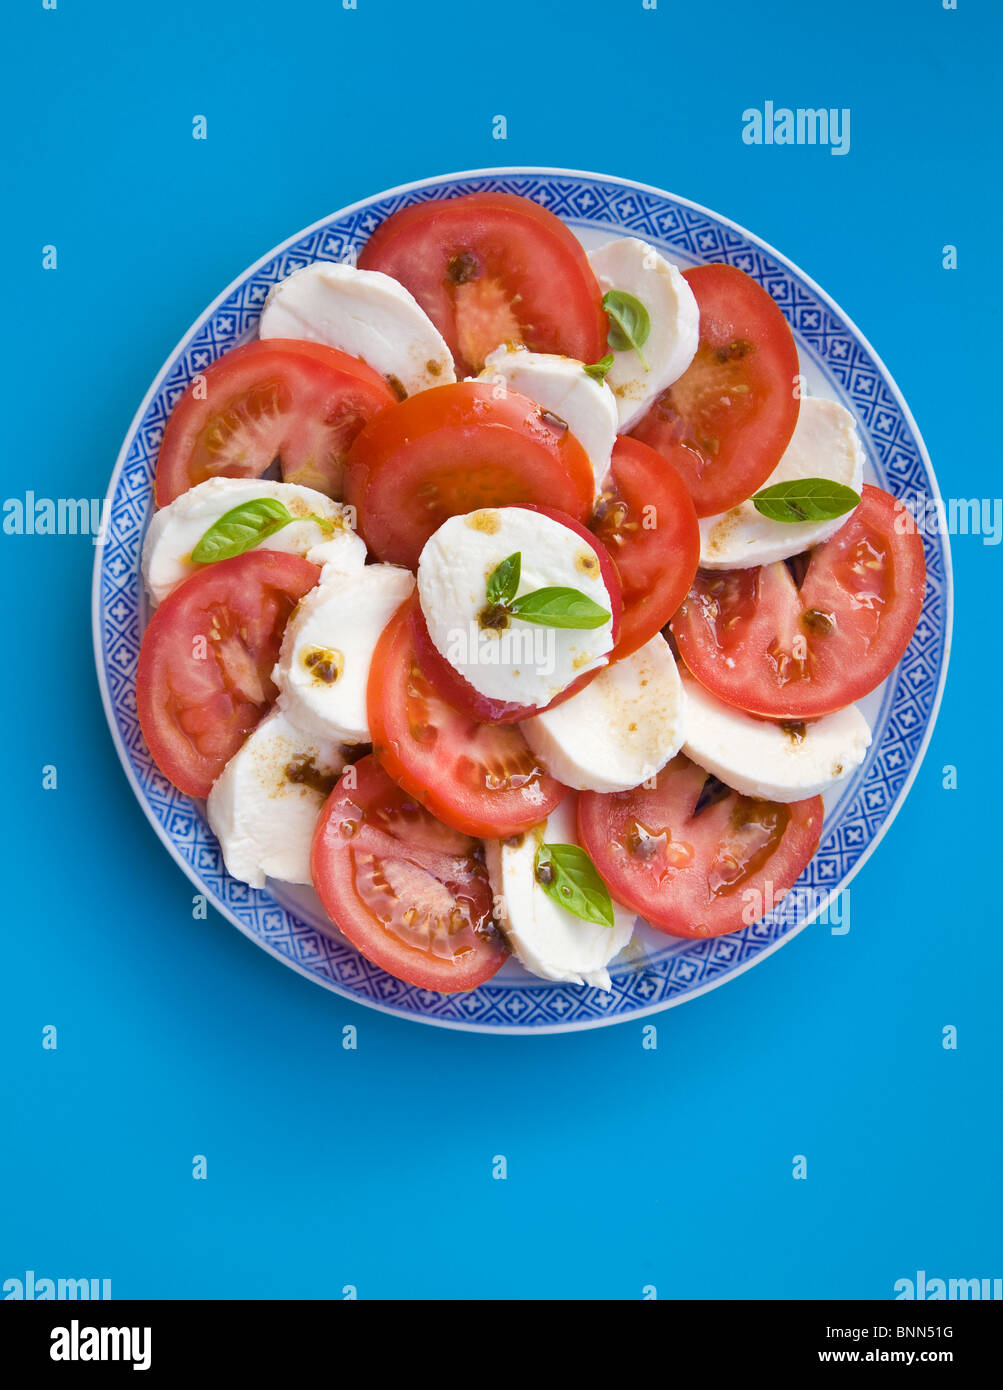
93,167 -> 952,1034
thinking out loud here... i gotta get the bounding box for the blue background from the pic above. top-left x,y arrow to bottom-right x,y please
2,0 -> 999,1299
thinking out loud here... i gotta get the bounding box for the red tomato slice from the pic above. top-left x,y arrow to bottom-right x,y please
408,505 -> 622,724
672,484 -> 926,719
344,381 -> 595,567
630,264 -> 800,517
591,437 -> 700,659
357,191 -> 607,376
137,550 -> 320,798
155,339 -> 399,506
369,596 -> 567,837
311,754 -> 509,992
578,755 -> 823,938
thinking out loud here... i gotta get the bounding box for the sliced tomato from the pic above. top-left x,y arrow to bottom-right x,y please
409,504 -> 622,724
369,596 -> 566,836
672,484 -> 926,719
137,550 -> 320,797
310,754 -> 508,992
630,264 -> 800,517
357,191 -> 607,376
155,339 -> 399,506
578,755 -> 823,938
344,381 -> 595,567
591,437 -> 700,659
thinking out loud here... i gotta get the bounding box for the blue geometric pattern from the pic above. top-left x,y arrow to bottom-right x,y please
92,169 -> 952,1033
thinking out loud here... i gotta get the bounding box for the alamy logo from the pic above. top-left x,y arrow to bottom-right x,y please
2,492 -> 110,544
3,1270 -> 111,1300
894,1270 -> 1002,1300
445,621 -> 557,678
742,101 -> 850,156
50,1320 -> 152,1372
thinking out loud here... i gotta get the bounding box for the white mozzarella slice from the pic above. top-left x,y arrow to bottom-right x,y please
142,477 -> 351,607
680,669 -> 871,802
416,508 -> 616,710
698,397 -> 865,570
587,237 -> 699,431
520,635 -> 685,793
484,794 -> 635,990
305,528 -> 368,576
206,708 -> 346,889
479,346 -> 618,490
274,563 -> 414,742
258,260 -> 455,397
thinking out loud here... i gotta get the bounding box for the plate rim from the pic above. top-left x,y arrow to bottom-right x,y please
91,165 -> 953,1035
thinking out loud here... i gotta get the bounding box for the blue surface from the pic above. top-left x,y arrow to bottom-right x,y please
1,0 -> 999,1298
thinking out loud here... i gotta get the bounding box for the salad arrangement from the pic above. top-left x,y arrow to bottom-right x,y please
135,189 -> 926,995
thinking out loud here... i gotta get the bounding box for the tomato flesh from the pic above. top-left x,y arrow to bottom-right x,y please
672,484 -> 927,719
358,191 -> 607,376
310,755 -> 509,992
344,382 -> 595,567
631,264 -> 800,517
578,755 -> 823,938
137,550 -> 320,797
591,437 -> 700,659
155,339 -> 398,506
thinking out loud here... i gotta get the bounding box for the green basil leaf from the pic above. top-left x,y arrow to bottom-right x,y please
486,551 -> 521,606
191,498 -> 295,564
509,587 -> 611,630
583,353 -> 615,383
602,289 -> 651,370
751,479 -> 861,524
535,842 -> 615,928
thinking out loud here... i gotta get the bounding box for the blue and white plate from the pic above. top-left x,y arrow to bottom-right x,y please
92,168 -> 952,1034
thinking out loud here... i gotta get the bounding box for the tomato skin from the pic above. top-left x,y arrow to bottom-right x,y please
630,264 -> 801,517
672,484 -> 927,719
137,550 -> 320,798
591,437 -> 700,659
155,339 -> 398,506
310,755 -> 509,992
368,597 -> 567,837
344,381 -> 595,568
577,755 -> 824,939
358,191 -> 607,376
408,504 -> 622,725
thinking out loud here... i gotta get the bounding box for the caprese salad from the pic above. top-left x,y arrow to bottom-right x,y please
135,189 -> 926,995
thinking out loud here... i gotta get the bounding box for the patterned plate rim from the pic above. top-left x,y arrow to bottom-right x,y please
91,166 -> 953,1034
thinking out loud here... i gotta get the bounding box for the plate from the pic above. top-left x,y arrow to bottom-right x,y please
93,167 -> 952,1034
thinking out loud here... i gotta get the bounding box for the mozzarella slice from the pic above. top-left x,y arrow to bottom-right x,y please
273,563 -> 414,742
305,528 -> 368,577
520,635 -> 685,792
206,708 -> 346,889
258,260 -> 455,397
587,237 -> 699,431
699,397 -> 865,569
479,346 -> 618,490
142,477 -> 353,607
680,669 -> 871,802
484,794 -> 635,990
416,508 -> 616,710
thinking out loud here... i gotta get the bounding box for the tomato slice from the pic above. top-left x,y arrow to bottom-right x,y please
369,596 -> 567,836
578,755 -> 823,938
155,339 -> 399,506
344,381 -> 595,567
137,550 -> 320,797
672,484 -> 926,719
630,264 -> 800,517
591,437 -> 700,659
310,754 -> 509,992
357,191 -> 607,376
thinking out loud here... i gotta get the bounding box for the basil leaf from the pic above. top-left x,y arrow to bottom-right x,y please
751,479 -> 861,524
486,551 -> 521,606
509,587 -> 611,630
602,289 -> 651,370
535,842 -> 615,928
191,498 -> 295,563
583,353 -> 615,383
